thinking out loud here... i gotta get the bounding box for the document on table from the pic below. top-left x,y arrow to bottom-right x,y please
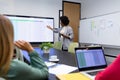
56,72 -> 91,80
47,63 -> 77,75
45,61 -> 56,67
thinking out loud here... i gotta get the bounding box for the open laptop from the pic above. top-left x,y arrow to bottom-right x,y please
75,46 -> 107,80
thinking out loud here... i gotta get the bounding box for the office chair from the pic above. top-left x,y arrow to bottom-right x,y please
53,41 -> 62,50
68,42 -> 79,53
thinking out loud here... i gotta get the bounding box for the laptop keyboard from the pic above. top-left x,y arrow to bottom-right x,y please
87,70 -> 101,76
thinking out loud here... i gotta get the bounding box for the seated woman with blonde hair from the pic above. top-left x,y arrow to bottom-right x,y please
0,15 -> 48,80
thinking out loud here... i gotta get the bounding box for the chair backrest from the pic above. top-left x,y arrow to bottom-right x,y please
53,41 -> 62,50
15,47 -> 24,61
68,42 -> 79,53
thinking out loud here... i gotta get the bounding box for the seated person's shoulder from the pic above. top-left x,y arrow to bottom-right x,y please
9,59 -> 31,73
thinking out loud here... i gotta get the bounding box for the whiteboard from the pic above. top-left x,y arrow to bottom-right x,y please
79,12 -> 120,46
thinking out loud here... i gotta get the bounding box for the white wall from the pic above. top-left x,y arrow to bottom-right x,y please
0,0 -> 62,27
81,0 -> 120,19
3,0 -> 120,42
0,0 -> 82,41
0,0 -> 62,41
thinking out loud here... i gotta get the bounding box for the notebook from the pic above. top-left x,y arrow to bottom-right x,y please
75,46 -> 107,80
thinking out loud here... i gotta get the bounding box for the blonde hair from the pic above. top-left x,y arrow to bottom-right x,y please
0,15 -> 14,76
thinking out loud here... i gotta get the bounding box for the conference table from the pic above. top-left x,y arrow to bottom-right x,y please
40,48 -> 78,80
41,48 -> 111,80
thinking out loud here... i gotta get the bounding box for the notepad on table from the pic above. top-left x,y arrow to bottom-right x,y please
56,72 -> 91,80
49,64 -> 77,74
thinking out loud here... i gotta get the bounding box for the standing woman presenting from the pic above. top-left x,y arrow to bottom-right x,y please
47,16 -> 74,51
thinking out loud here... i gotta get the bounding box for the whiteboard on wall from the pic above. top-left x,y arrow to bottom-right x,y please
79,12 -> 120,46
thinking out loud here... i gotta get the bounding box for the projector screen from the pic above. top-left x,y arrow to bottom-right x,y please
5,15 -> 54,43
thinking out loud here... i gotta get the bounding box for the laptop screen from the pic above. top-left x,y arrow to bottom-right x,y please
75,47 -> 107,71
